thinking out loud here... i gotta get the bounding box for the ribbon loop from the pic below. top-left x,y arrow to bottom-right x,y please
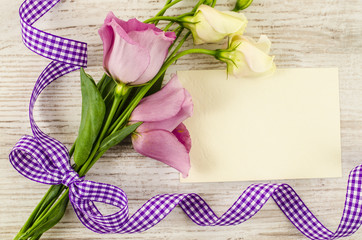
69,181 -> 129,233
10,135 -> 64,185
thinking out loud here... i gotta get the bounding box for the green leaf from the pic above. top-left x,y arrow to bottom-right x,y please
98,74 -> 116,100
97,74 -> 117,120
74,68 -> 106,166
99,122 -> 142,153
96,73 -> 107,90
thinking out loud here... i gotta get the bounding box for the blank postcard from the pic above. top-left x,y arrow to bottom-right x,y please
178,68 -> 341,182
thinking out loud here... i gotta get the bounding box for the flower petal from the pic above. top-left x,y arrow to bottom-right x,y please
99,13 -> 176,85
128,28 -> 175,85
116,18 -> 176,40
240,35 -> 272,54
172,123 -> 191,153
131,76 -> 185,122
198,5 -> 247,35
238,41 -> 275,73
193,13 -> 226,44
99,12 -> 119,74
137,88 -> 193,132
132,130 -> 191,177
105,19 -> 151,84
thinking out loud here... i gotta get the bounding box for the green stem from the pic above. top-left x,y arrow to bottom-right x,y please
32,186 -> 66,224
107,108 -> 128,135
29,234 -> 42,240
166,31 -> 191,62
192,0 -> 206,12
144,16 -> 180,24
113,89 -> 131,124
167,27 -> 184,55
14,186 -> 56,239
83,149 -> 107,175
153,0 -> 184,24
163,21 -> 174,31
24,190 -> 69,235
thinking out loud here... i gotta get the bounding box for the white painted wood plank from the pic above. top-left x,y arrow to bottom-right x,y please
1,0 -> 362,239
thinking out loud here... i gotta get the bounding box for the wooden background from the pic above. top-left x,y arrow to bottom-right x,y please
1,0 -> 362,239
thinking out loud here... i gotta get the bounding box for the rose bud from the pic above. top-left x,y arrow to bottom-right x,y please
233,0 -> 253,11
181,5 -> 248,45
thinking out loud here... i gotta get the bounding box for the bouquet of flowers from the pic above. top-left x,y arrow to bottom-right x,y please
11,0 -> 275,239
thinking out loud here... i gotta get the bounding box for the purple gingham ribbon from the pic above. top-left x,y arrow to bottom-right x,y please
9,0 -> 362,238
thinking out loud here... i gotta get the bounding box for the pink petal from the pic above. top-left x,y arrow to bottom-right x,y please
129,29 -> 175,85
137,89 -> 193,132
116,18 -> 176,40
98,18 -> 115,72
131,76 -> 185,122
99,13 -> 176,85
132,130 -> 191,177
172,123 -> 191,153
104,20 -> 151,84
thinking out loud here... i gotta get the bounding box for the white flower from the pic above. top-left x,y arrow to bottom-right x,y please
182,5 -> 248,45
217,35 -> 276,78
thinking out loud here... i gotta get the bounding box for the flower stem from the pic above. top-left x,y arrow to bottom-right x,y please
31,186 -> 66,224
153,0 -> 184,24
81,149 -> 107,175
143,16 -> 180,24
14,186 -> 57,239
192,0 -> 206,12
20,191 -> 69,238
163,21 -> 174,31
113,89 -> 131,123
166,31 -> 191,62
167,27 -> 184,55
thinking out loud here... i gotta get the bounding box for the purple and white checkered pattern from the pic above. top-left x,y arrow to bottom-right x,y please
19,0 -> 87,66
9,0 -> 362,238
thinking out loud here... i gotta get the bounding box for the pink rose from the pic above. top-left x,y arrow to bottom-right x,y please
130,75 -> 193,177
98,12 -> 176,85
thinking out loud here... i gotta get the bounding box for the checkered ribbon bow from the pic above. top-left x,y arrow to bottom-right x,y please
9,135 -> 129,233
9,0 -> 362,238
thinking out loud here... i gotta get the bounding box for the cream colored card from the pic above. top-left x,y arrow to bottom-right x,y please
178,68 -> 341,183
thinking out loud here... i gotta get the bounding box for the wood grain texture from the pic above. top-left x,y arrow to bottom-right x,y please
0,0 -> 362,239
